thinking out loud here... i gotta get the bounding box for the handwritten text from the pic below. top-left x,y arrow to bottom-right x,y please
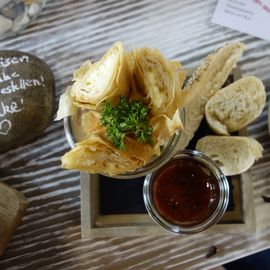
0,100 -> 23,118
0,75 -> 45,94
0,99 -> 24,136
0,55 -> 29,68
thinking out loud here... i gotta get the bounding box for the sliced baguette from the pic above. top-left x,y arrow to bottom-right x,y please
0,182 -> 27,256
205,76 -> 266,135
177,42 -> 246,149
196,136 -> 263,176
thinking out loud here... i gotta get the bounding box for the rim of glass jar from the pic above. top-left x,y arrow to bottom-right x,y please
63,109 -> 185,179
143,149 -> 229,234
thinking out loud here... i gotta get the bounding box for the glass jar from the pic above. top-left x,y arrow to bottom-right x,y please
143,150 -> 229,234
63,109 -> 185,179
0,0 -> 47,39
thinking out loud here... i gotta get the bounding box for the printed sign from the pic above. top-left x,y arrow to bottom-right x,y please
212,0 -> 270,41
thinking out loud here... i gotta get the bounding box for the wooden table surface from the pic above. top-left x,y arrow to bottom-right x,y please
0,0 -> 270,269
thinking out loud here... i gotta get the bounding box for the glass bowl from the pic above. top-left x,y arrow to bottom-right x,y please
63,109 -> 185,179
0,0 -> 47,39
143,150 -> 229,234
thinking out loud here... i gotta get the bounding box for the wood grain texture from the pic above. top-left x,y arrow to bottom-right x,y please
0,0 -> 270,269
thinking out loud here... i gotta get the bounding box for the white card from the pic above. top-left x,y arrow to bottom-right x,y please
212,0 -> 270,41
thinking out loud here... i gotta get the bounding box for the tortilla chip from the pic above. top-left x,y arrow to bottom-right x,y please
71,42 -> 130,109
127,47 -> 186,117
151,109 -> 183,146
61,134 -> 155,175
55,86 -> 77,121
73,60 -> 93,81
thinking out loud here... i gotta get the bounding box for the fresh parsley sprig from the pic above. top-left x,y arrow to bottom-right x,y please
100,97 -> 153,149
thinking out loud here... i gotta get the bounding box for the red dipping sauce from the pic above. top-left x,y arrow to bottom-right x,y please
152,158 -> 220,226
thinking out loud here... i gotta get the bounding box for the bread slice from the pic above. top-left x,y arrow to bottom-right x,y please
0,182 -> 27,256
196,136 -> 263,176
205,76 -> 266,135
177,43 -> 246,150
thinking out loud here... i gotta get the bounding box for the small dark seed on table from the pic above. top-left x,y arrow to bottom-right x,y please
206,245 -> 217,258
262,195 -> 270,203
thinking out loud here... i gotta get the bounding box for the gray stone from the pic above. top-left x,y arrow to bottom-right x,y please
0,0 -> 10,9
12,11 -> 30,32
0,2 -> 25,19
26,2 -> 40,17
0,51 -> 55,153
14,0 -> 24,4
0,15 -> 13,35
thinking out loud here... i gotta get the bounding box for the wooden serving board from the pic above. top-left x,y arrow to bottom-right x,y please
79,68 -> 256,237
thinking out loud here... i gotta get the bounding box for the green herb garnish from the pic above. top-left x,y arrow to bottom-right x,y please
100,97 -> 153,149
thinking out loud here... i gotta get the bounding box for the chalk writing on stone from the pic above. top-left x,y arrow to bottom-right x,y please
0,55 -> 29,68
0,71 -> 20,83
0,119 -> 12,136
0,50 -> 55,153
0,99 -> 23,136
0,75 -> 45,94
0,55 -> 45,136
0,100 -> 23,118
0,56 -> 34,136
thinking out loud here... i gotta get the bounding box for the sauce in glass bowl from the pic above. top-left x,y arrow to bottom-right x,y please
152,158 -> 220,226
143,150 -> 229,234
